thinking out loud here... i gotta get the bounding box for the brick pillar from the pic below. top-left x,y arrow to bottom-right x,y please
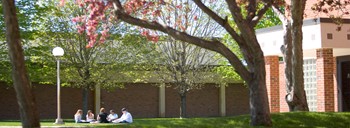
279,62 -> 289,112
316,48 -> 335,112
159,85 -> 165,117
94,84 -> 100,116
265,56 -> 280,112
219,84 -> 226,116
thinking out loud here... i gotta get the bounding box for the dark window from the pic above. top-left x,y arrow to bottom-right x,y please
279,57 -> 283,62
347,34 -> 350,40
327,33 -> 333,39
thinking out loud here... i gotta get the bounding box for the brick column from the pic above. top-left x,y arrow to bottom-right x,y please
159,85 -> 165,117
316,48 -> 335,112
265,56 -> 280,112
279,63 -> 289,112
219,84 -> 226,116
94,84 -> 101,116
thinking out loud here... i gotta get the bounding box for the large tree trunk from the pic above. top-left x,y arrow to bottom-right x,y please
273,0 -> 309,111
281,23 -> 301,111
179,93 -> 187,119
2,0 -> 41,127
290,0 -> 309,111
282,22 -> 309,111
247,58 -> 272,126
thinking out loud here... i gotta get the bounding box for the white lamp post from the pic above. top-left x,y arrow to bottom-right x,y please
52,47 -> 64,124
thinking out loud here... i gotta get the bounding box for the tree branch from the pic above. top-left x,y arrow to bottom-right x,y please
225,0 -> 245,25
251,1 -> 273,27
112,0 -> 250,81
272,5 -> 288,25
192,0 -> 245,50
246,0 -> 257,23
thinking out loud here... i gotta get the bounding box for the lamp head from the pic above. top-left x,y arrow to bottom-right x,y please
52,47 -> 64,57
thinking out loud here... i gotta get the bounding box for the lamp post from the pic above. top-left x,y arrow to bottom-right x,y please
52,47 -> 64,124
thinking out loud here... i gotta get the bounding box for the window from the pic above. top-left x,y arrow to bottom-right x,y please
303,59 -> 317,111
327,33 -> 333,39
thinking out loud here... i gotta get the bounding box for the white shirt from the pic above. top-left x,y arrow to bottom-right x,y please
74,114 -> 82,123
107,113 -> 118,121
86,113 -> 95,122
119,112 -> 133,123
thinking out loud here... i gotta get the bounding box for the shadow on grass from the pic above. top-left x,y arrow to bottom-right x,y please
271,112 -> 350,128
1,112 -> 350,128
96,116 -> 252,128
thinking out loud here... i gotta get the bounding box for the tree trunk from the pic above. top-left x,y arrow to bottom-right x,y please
2,0 -> 40,127
247,60 -> 272,126
82,87 -> 89,119
179,93 -> 187,118
82,68 -> 91,118
282,0 -> 309,111
282,24 -> 309,111
290,0 -> 309,111
281,22 -> 296,111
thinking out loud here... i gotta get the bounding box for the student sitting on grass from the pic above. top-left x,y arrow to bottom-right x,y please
107,109 -> 118,122
96,107 -> 109,123
86,110 -> 96,122
112,108 -> 133,123
74,109 -> 85,123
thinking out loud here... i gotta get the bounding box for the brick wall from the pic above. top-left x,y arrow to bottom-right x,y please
0,82 -> 249,120
165,84 -> 220,117
101,83 -> 159,118
316,48 -> 335,112
165,83 -> 250,117
33,84 -> 94,119
265,56 -> 280,113
226,84 -> 250,116
0,83 -> 91,120
0,85 -> 21,119
279,63 -> 289,112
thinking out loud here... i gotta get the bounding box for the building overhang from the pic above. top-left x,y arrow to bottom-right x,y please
257,18 -> 350,58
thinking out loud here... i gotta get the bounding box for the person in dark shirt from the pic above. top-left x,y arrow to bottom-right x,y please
97,108 -> 109,123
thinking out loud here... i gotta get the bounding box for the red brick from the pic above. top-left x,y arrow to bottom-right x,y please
265,56 -> 280,113
316,48 -> 335,112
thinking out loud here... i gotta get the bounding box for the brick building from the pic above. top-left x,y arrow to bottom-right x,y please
0,82 -> 250,120
258,0 -> 350,112
1,0 -> 349,120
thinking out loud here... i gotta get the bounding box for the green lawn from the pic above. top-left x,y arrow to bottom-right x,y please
1,112 -> 350,128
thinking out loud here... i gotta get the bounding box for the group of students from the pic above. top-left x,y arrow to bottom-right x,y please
74,107 -> 133,124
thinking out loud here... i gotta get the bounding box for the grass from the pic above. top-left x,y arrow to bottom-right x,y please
1,112 -> 350,127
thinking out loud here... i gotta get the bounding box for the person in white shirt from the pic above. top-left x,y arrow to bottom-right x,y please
74,109 -> 84,123
86,110 -> 96,122
107,109 -> 118,122
113,108 -> 133,123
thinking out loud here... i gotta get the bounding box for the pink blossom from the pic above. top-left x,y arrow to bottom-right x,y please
59,0 -> 65,6
176,5 -> 182,9
193,15 -> 198,21
72,17 -> 80,22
